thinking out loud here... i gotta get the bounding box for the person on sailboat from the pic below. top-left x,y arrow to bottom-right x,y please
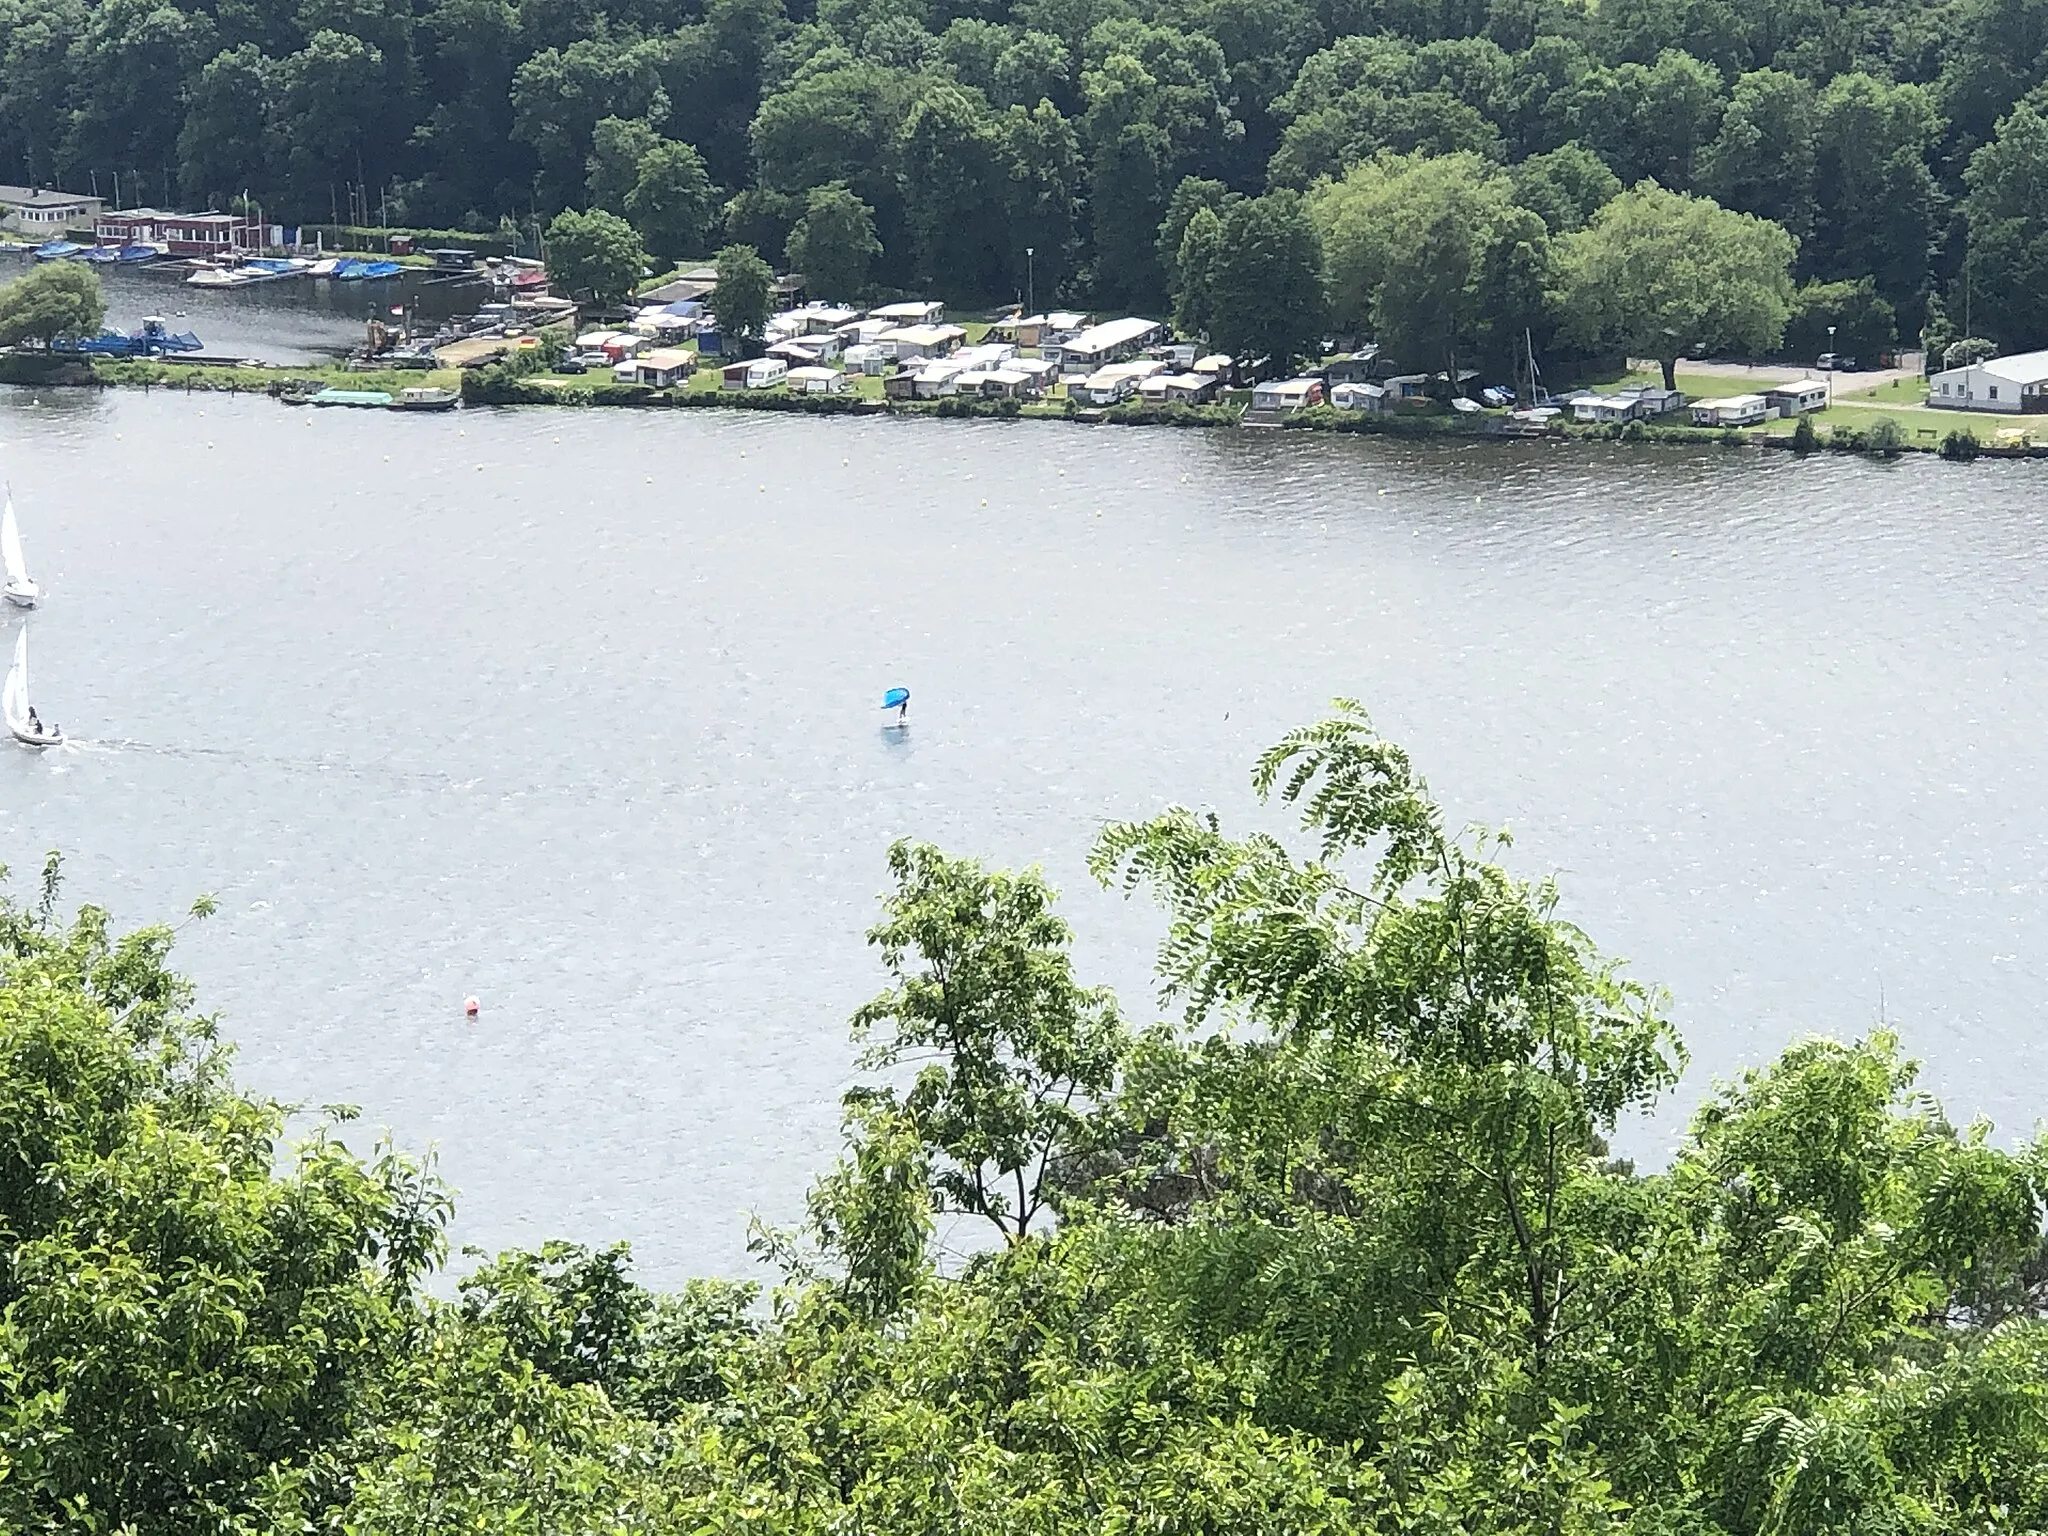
26,708 -> 39,736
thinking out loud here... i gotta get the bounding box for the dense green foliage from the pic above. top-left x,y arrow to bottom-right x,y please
0,262 -> 105,347
544,204 -> 648,301
3,711 -> 2046,1533
16,0 -> 2048,355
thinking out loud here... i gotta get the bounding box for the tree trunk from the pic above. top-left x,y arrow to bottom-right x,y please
1661,355 -> 1678,391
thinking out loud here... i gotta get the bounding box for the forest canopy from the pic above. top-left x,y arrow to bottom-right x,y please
1,706 -> 2044,1535
9,0 -> 2048,352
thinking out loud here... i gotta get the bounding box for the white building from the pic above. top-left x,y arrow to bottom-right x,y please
1330,380 -> 1385,412
1568,393 -> 1645,424
1049,317 -> 1165,373
631,347 -> 696,387
0,185 -> 103,234
869,300 -> 946,326
1251,377 -> 1325,412
877,323 -> 966,360
1688,394 -> 1768,427
1079,358 -> 1169,404
785,364 -> 848,394
1928,349 -> 2048,413
1763,380 -> 1828,416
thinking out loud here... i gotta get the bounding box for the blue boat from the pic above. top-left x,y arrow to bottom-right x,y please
332,258 -> 402,280
56,317 -> 204,357
79,246 -> 122,264
32,241 -> 83,261
115,244 -> 164,263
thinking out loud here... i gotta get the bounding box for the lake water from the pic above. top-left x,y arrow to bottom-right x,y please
4,387 -> 2045,1285
0,254 -> 489,364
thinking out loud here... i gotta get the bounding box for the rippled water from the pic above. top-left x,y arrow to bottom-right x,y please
3,387 -> 2044,1283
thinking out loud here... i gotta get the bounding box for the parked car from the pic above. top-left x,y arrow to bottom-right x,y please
1817,352 -> 1860,371
554,355 -> 588,374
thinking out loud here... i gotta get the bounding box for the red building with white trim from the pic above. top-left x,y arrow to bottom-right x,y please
93,209 -> 268,255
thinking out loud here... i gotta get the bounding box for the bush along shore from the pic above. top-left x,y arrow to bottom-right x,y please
3,707 -> 2047,1535
0,349 -> 2026,459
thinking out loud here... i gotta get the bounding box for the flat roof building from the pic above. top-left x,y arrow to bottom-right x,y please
1929,349 -> 2048,413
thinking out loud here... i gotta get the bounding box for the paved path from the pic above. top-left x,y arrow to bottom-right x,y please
1632,356 -> 1926,392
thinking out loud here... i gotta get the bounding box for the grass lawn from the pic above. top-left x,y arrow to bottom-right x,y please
1602,365 -> 1806,399
1839,375 -> 1926,406
95,360 -> 461,393
1826,376 -> 2044,439
1568,363 -> 2033,446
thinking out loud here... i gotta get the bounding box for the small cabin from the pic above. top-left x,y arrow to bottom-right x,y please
633,347 -> 696,388
1763,379 -> 1828,417
1330,380 -> 1385,412
1689,394 -> 1768,427
1251,377 -> 1325,412
785,364 -> 848,394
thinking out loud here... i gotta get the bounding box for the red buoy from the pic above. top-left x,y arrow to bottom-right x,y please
464,996 -> 480,1018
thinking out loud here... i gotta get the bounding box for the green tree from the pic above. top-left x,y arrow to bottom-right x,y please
1314,151 -> 1551,379
585,114 -> 662,212
1782,276 -> 1898,363
510,38 -> 667,209
1697,69 -> 1819,243
1506,140 -> 1621,232
0,0 -> 87,190
0,263 -> 107,348
544,207 -> 647,305
784,180 -> 880,302
1171,202 -> 1225,338
1155,174 -> 1235,306
897,81 -> 1010,296
711,241 -> 775,354
1959,102 -> 2048,350
1559,181 -> 1795,389
270,30 -> 391,206
1812,73 -> 1940,322
64,0 -> 219,187
0,864 -> 449,1533
997,98 -> 1085,300
1203,190 -> 1326,375
850,840 -> 1128,1244
626,139 -> 718,264
178,45 -> 275,207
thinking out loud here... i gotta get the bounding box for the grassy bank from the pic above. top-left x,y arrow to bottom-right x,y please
5,350 -> 2035,461
91,359 -> 462,394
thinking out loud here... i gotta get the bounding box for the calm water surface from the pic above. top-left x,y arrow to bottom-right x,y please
0,256 -> 489,363
3,389 -> 2045,1283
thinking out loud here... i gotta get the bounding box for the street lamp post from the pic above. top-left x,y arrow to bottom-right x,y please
1025,247 -> 1035,320
1827,323 -> 1837,406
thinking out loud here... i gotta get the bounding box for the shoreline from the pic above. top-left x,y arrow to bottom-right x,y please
3,353 -> 2035,462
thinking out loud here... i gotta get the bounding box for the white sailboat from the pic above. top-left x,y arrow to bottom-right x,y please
2,495 -> 37,607
3,628 -> 58,747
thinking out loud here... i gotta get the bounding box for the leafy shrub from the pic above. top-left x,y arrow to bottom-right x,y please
1943,337 -> 1998,371
1940,426 -> 1982,460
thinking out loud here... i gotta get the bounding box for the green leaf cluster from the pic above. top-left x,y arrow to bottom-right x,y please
3,704 -> 2046,1535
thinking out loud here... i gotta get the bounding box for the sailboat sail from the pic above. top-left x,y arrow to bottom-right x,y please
1,497 -> 30,591
3,629 -> 30,733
